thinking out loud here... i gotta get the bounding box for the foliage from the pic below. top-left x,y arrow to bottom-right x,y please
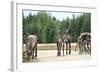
23,11 -> 91,43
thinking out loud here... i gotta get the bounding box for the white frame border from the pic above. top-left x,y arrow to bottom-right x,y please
11,1 -> 97,71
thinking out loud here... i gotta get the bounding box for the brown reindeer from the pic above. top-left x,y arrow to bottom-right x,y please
57,34 -> 71,56
63,34 -> 71,55
76,32 -> 91,54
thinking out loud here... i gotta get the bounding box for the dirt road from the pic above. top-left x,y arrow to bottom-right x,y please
29,50 -> 91,62
23,43 -> 91,62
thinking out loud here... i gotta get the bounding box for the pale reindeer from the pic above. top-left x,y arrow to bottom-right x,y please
26,34 -> 38,61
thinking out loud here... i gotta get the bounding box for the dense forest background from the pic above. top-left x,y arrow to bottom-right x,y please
23,11 -> 91,43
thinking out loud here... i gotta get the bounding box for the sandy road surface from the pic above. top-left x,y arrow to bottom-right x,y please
23,43 -> 91,62
28,50 -> 91,62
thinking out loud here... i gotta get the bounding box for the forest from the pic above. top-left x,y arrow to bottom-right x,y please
23,11 -> 91,43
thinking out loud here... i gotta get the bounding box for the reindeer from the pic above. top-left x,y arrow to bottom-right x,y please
26,34 -> 38,61
57,35 -> 64,56
57,34 -> 71,56
63,34 -> 71,55
75,32 -> 91,54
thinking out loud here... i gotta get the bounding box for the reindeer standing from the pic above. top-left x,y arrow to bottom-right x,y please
75,32 -> 91,54
26,34 -> 38,61
63,34 -> 71,55
57,34 -> 71,56
57,35 -> 64,56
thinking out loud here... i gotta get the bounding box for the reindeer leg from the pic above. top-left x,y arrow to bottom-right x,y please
32,48 -> 34,59
90,44 -> 91,54
62,43 -> 64,56
69,48 -> 71,54
59,43 -> 61,56
28,46 -> 32,61
57,42 -> 59,56
69,42 -> 71,55
79,44 -> 82,54
35,45 -> 37,58
27,50 -> 30,61
57,42 -> 60,56
66,43 -> 68,55
87,43 -> 91,54
86,44 -> 90,54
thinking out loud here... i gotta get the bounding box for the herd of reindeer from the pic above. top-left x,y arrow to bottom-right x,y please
23,32 -> 91,61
